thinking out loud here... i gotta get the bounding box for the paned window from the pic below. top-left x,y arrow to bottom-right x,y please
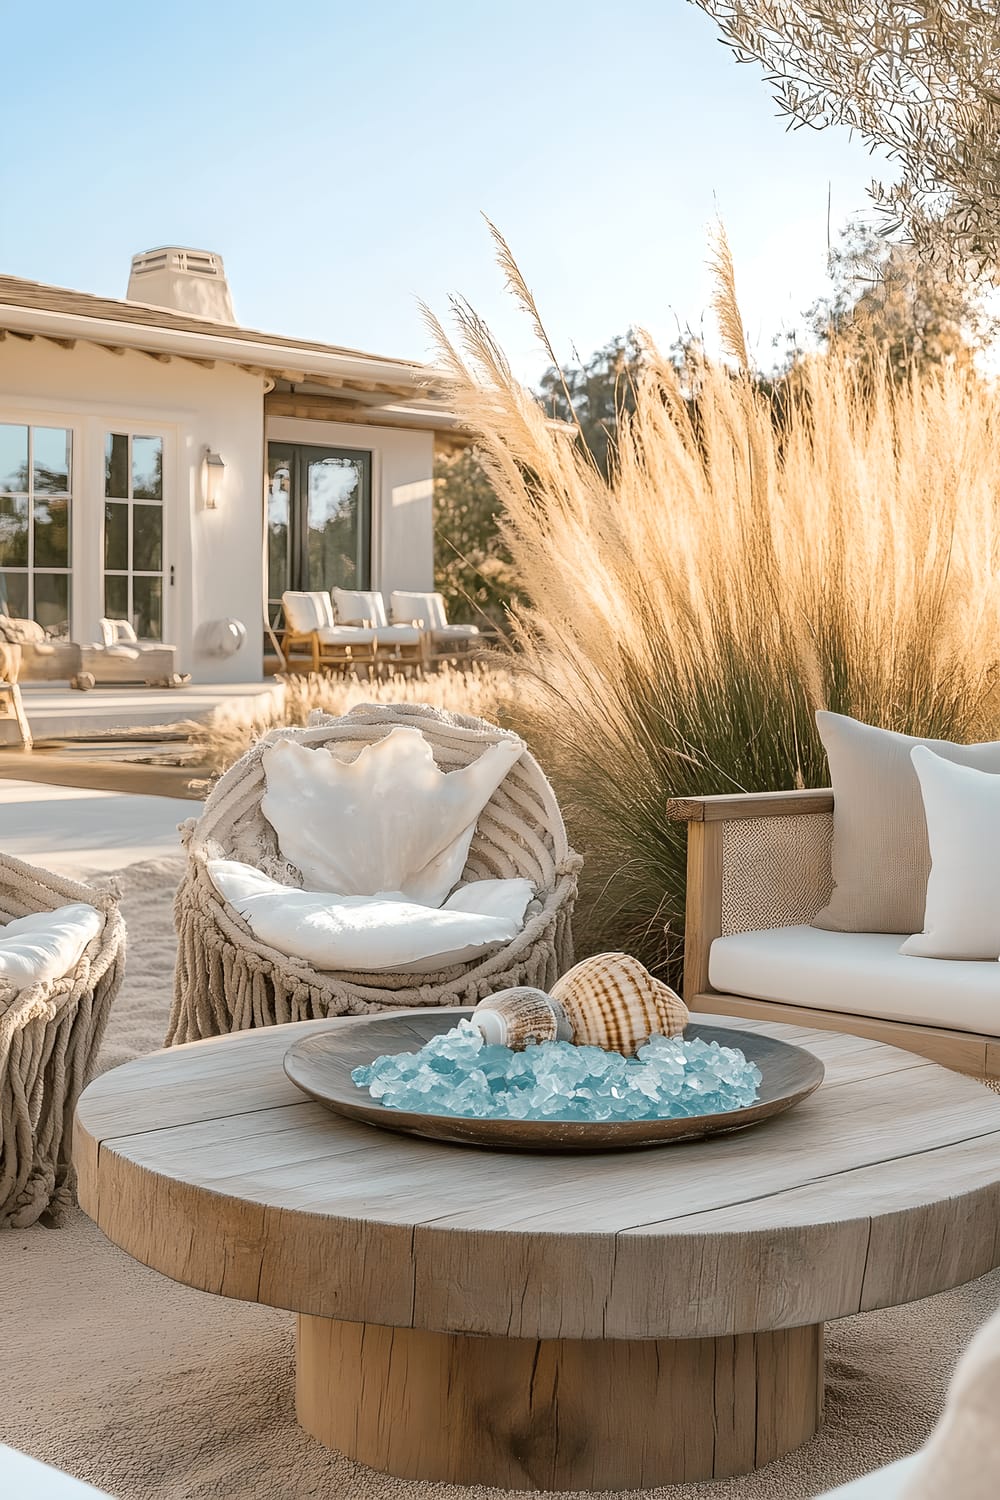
0,423 -> 73,635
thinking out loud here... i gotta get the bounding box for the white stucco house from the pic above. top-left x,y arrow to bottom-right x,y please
0,248 -> 462,683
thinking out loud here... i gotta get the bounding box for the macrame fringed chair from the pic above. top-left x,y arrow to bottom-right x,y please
0,856 -> 125,1229
167,703 -> 582,1045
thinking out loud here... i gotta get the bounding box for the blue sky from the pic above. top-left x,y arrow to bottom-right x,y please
3,1 -> 888,379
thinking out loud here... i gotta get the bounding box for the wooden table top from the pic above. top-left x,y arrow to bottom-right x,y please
75,1012 -> 1000,1341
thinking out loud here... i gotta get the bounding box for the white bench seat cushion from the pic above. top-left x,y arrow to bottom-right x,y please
316,625 -> 376,646
208,860 -> 534,973
432,623 -> 480,642
709,925 -> 1000,1036
0,903 -> 102,991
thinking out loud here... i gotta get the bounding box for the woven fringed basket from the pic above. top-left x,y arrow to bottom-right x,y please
0,855 -> 125,1229
167,702 -> 582,1045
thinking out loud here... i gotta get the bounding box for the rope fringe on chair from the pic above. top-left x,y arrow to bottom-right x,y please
167,702 -> 581,1044
0,853 -> 125,1228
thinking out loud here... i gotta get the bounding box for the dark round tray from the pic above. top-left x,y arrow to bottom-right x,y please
282,1010 -> 824,1152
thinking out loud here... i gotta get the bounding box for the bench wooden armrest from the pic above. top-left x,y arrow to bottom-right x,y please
666,788 -> 833,823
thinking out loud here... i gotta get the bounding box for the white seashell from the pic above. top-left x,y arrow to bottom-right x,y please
260,727 -> 524,907
471,987 -> 571,1049
549,952 -> 688,1054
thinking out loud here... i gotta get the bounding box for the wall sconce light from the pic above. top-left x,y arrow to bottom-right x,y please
203,450 -> 225,510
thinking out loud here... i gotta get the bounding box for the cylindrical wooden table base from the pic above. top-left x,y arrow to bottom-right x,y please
296,1315 -> 824,1490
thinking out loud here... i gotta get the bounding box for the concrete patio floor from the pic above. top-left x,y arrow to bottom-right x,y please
2,679 -> 283,745
0,778 -> 190,877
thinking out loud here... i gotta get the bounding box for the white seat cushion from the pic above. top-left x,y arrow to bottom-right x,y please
432,622 -> 480,642
208,860 -> 534,972
282,591 -> 335,633
373,624 -> 421,646
0,903 -> 102,991
332,588 -> 389,627
709,925 -> 1000,1035
316,625 -> 376,646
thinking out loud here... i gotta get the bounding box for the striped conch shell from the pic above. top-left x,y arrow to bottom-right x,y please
471,987 -> 571,1049
549,952 -> 688,1054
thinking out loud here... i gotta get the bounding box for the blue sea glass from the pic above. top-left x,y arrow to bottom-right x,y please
351,1020 -> 762,1122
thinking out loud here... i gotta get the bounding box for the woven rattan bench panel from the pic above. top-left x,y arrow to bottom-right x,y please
721,813 -> 833,935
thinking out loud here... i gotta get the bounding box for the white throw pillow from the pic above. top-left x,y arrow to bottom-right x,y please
0,903 -> 102,991
208,859 -> 534,972
901,748 -> 1000,960
260,727 -> 524,908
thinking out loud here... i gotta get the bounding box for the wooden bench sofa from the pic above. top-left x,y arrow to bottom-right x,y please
668,787 -> 1000,1080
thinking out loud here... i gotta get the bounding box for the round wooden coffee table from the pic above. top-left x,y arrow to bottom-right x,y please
75,1012 -> 1000,1491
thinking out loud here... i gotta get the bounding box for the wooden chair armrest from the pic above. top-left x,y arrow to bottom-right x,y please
666,788 -> 833,823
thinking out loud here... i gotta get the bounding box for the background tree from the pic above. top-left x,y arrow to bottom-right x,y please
537,331 -> 646,474
690,1 -> 1000,277
433,445 -> 522,630
804,222 -> 994,378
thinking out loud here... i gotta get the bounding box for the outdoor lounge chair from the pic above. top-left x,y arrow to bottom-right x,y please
76,619 -> 189,689
0,614 -> 82,684
280,590 -> 376,673
390,590 -> 482,664
0,854 -> 125,1227
332,588 -> 423,672
167,702 -> 581,1044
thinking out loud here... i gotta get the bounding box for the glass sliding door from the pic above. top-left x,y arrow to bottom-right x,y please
104,432 -> 164,639
266,443 -> 371,628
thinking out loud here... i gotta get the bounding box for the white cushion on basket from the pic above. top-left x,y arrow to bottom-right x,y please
901,748 -> 1000,960
207,859 -> 534,972
260,728 -> 524,908
710,924 -> 1000,1035
0,903 -> 102,991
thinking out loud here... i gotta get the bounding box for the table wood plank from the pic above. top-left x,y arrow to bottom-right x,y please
75,1013 -> 1000,1339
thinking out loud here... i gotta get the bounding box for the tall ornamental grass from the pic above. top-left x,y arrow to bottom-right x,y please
427,232 -> 1000,971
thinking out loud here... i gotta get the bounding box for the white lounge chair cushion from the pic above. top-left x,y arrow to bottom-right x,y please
98,617 -> 139,647
709,925 -> 1000,1035
282,591 -> 335,633
390,590 -> 448,630
0,903 -> 102,991
208,859 -> 534,972
332,587 -> 389,627
901,748 -> 1000,960
261,728 -> 524,907
315,625 -> 376,646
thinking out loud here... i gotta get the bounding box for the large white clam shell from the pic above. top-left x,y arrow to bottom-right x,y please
261,727 -> 524,907
549,952 -> 689,1054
